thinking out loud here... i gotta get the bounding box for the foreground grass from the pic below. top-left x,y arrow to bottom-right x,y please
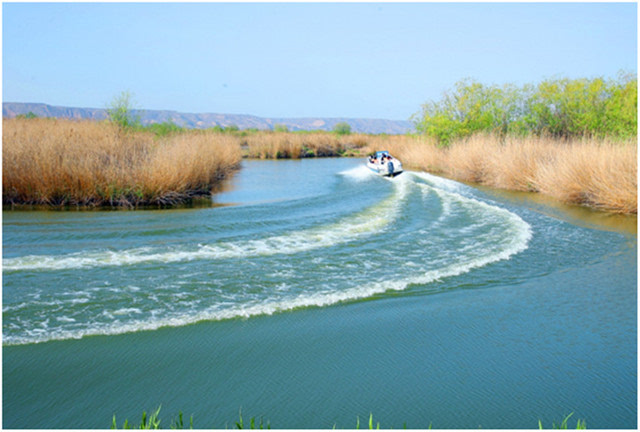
3,118 -> 242,208
110,407 -> 586,429
384,134 -> 637,214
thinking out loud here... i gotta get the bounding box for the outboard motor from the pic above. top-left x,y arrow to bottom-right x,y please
387,161 -> 395,177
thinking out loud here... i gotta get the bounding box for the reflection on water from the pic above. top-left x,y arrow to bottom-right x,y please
213,158 -> 360,205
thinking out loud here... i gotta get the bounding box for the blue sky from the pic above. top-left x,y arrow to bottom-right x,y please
3,2 -> 637,120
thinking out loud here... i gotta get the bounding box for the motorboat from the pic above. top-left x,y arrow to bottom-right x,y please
366,151 -> 403,177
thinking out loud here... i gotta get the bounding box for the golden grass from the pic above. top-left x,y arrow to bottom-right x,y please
245,132 -> 304,159
387,134 -> 637,214
483,136 -> 553,192
381,135 -> 444,173
532,139 -> 637,213
4,119 -> 635,214
3,118 -> 242,207
244,132 -> 370,159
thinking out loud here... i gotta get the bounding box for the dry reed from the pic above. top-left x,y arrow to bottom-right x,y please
387,134 -> 637,214
244,132 -> 370,159
5,118 -> 635,213
532,139 -> 637,213
3,118 -> 242,207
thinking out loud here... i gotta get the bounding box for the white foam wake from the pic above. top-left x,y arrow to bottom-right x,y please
3,173 -> 533,346
411,171 -> 469,194
3,180 -> 409,272
3,218 -> 530,346
339,165 -> 378,182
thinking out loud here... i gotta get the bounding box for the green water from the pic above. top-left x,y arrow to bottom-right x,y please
3,158 -> 637,428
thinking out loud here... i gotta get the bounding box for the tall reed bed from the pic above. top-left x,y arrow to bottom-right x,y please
244,132 -> 369,159
384,134 -> 637,214
3,118 -> 242,207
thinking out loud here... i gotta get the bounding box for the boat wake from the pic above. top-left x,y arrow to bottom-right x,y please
3,179 -> 409,272
3,170 -> 532,345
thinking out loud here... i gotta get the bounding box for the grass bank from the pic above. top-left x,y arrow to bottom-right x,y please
242,131 -> 370,158
382,134 -> 637,214
3,118 -> 242,208
4,118 -> 635,214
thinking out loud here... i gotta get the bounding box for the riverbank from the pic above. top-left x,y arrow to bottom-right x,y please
239,130 -> 637,214
3,118 -> 242,208
243,130 -> 369,158
3,118 -> 636,214
382,134 -> 637,214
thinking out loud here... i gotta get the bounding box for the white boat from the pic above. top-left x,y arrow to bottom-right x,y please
366,151 -> 403,177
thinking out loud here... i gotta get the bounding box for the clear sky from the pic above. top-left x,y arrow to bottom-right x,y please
2,2 -> 637,121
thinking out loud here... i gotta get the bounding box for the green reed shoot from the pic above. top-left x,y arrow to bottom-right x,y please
538,412 -> 587,429
111,408 -> 586,429
112,406 -> 162,429
234,408 -> 269,430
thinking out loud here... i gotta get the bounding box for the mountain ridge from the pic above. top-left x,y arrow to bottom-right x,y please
2,102 -> 414,135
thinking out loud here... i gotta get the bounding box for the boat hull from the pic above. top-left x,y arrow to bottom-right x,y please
366,161 -> 403,177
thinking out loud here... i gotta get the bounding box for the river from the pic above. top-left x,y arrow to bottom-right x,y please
3,158 -> 637,428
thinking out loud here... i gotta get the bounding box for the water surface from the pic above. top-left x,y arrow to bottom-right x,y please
3,158 -> 636,428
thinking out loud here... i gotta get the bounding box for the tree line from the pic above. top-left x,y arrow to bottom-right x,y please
104,91 -> 353,137
412,72 -> 637,145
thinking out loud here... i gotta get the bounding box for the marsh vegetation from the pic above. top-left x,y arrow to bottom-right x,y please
109,407 -> 586,430
383,134 -> 637,214
3,74 -> 636,212
412,74 -> 637,145
3,118 -> 636,213
2,118 -> 242,208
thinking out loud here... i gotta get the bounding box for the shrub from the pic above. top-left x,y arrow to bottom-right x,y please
273,124 -> 289,132
414,73 -> 637,145
106,90 -> 141,131
333,122 -> 352,135
16,111 -> 38,119
144,120 -> 185,137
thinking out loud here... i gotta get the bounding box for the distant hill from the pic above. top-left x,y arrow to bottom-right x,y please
3,102 -> 414,135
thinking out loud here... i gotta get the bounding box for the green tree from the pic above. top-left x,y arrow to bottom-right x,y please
16,111 -> 38,119
602,72 -> 637,138
107,90 -> 141,130
414,73 -> 637,144
145,120 -> 184,137
413,79 -> 504,145
273,123 -> 289,132
333,122 -> 351,135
